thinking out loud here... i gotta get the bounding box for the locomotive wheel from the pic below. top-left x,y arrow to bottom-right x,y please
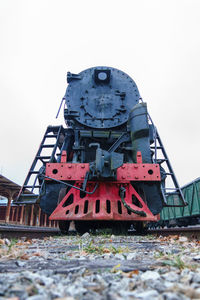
112,222 -> 128,235
59,221 -> 70,234
75,221 -> 92,235
58,188 -> 70,234
134,222 -> 148,234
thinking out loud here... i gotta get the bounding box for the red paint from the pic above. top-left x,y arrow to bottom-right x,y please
46,163 -> 90,181
61,150 -> 67,163
46,163 -> 160,182
136,151 -> 143,164
48,150 -> 161,222
49,181 -> 159,222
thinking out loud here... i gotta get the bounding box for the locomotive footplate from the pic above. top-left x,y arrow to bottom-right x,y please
47,152 -> 161,222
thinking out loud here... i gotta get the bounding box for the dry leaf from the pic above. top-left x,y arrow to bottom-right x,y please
0,239 -> 5,245
103,248 -> 110,253
122,269 -> 139,278
26,239 -> 33,244
111,263 -> 121,273
16,242 -> 29,246
32,252 -> 42,257
20,254 -> 30,260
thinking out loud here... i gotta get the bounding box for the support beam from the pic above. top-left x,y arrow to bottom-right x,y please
5,195 -> 12,223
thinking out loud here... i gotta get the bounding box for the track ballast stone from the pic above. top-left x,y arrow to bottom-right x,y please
0,234 -> 200,299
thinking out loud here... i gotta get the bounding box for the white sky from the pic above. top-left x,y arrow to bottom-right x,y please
0,0 -> 199,187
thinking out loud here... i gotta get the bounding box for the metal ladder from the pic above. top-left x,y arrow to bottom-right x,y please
150,126 -> 188,207
15,125 -> 65,204
138,97 -> 187,208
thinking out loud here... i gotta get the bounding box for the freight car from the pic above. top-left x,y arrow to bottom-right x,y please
157,177 -> 200,228
15,66 -> 187,234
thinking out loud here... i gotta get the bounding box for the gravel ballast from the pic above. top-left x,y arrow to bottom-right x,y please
0,233 -> 200,299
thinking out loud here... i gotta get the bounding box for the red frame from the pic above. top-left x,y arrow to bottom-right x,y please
48,151 -> 161,222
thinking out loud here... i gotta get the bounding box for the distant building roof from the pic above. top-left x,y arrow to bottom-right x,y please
0,174 -> 21,199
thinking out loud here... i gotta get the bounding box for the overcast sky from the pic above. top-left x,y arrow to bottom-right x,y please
0,0 -> 199,187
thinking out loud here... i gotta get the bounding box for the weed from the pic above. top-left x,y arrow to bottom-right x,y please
83,241 -> 104,254
161,255 -> 186,270
83,241 -> 129,255
110,245 -> 118,254
146,235 -> 156,240
154,250 -> 165,258
8,238 -> 18,253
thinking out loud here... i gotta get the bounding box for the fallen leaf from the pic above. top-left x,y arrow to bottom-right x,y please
122,269 -> 139,277
32,252 -> 42,257
103,248 -> 110,253
16,242 -> 29,246
20,254 -> 30,260
111,263 -> 121,273
26,239 -> 33,244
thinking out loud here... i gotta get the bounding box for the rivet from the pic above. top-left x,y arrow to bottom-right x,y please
122,165 -> 125,169
135,176 -> 139,179
122,176 -> 126,179
68,164 -> 72,168
81,165 -> 85,168
68,175 -> 71,179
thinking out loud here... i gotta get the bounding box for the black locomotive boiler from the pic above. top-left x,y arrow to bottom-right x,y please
17,66 -> 187,234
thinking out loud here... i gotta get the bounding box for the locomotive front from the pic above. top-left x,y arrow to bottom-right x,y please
43,67 -> 164,233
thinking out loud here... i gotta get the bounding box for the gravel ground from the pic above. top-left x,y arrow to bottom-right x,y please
0,232 -> 200,300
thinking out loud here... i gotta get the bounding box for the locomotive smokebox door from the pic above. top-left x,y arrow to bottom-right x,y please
94,69 -> 111,84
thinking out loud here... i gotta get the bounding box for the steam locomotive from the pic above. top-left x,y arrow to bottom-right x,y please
17,66 -> 187,234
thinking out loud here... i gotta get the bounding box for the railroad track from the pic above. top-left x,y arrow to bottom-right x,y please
148,225 -> 200,238
1,224 -> 200,239
0,224 -> 60,239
